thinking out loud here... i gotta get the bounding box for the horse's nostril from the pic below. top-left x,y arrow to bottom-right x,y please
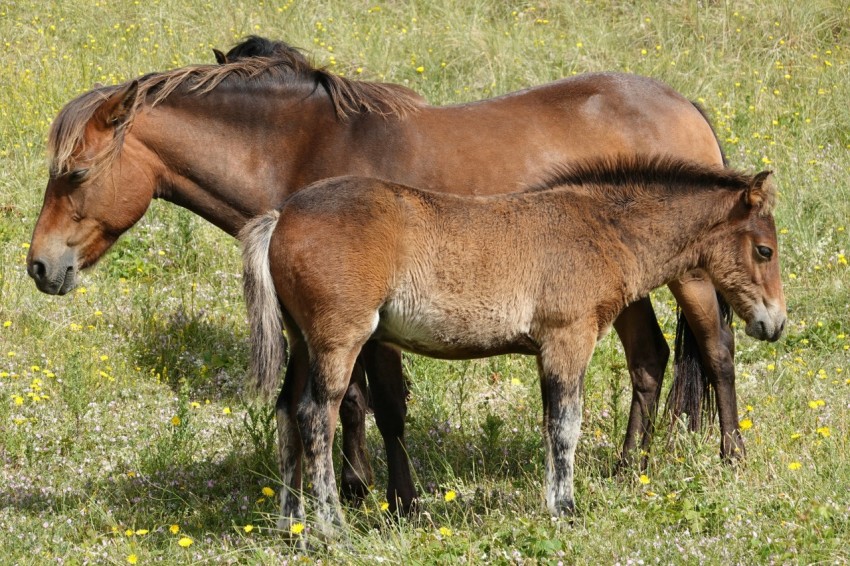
29,259 -> 47,282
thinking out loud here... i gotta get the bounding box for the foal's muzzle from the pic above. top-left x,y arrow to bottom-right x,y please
745,302 -> 786,342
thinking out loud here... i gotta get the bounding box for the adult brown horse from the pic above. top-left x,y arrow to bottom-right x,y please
29,37 -> 734,515
241,157 -> 786,539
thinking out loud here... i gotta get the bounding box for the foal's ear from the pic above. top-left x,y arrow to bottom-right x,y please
745,170 -> 776,213
213,48 -> 228,65
98,80 -> 139,128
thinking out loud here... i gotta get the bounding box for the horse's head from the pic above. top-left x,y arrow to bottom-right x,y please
28,81 -> 157,295
710,171 -> 786,342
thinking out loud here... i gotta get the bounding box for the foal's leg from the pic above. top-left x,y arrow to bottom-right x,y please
361,341 -> 416,515
298,345 -> 363,539
339,357 -> 374,504
613,297 -> 670,467
536,328 -> 596,516
668,274 -> 742,460
276,338 -> 309,531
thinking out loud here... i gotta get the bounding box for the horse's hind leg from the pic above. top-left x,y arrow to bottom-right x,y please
276,337 -> 309,532
361,341 -> 416,515
298,344 -> 364,539
614,297 -> 670,468
536,327 -> 596,516
668,274 -> 742,461
339,358 -> 374,505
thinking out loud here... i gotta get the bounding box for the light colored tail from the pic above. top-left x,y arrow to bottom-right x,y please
240,210 -> 284,401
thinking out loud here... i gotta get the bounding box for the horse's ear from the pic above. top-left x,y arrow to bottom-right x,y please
213,48 -> 228,64
746,170 -> 776,212
98,80 -> 138,128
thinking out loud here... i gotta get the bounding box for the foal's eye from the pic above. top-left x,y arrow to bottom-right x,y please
756,245 -> 773,260
67,169 -> 89,185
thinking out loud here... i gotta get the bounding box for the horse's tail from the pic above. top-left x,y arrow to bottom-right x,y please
666,101 -> 730,431
240,210 -> 285,401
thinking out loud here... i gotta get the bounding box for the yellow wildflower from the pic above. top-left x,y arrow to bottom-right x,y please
788,462 -> 802,471
169,524 -> 180,534
177,537 -> 193,548
290,522 -> 305,535
261,486 -> 275,497
639,475 -> 650,485
739,418 -> 753,431
444,490 -> 457,502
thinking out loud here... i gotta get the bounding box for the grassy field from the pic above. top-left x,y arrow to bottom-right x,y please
1,0 -> 849,563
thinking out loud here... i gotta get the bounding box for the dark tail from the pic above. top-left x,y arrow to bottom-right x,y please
666,101 -> 729,432
667,293 -> 732,431
239,210 -> 286,401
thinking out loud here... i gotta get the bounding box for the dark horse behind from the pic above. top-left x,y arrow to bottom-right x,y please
30,36 -> 740,515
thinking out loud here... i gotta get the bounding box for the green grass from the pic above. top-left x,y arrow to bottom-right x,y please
2,0 -> 849,563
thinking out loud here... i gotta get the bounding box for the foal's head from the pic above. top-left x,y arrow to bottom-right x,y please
709,170 -> 786,341
27,81 -> 155,294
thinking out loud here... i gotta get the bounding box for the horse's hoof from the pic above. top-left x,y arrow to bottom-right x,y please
720,433 -> 747,463
340,478 -> 370,506
551,499 -> 576,517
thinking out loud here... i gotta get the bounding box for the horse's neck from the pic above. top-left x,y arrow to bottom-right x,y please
608,189 -> 734,299
137,92 -> 342,237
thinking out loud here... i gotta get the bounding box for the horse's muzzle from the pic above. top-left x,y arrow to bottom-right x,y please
744,303 -> 786,342
27,252 -> 78,295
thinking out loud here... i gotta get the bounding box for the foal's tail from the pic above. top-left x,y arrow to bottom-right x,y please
240,210 -> 285,401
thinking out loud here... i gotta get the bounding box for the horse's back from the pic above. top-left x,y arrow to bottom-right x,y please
366,73 -> 723,195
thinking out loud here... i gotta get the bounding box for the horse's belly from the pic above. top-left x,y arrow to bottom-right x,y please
376,296 -> 537,358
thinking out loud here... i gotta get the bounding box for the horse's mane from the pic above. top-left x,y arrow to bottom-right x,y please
222,35 -> 303,61
533,155 -> 769,211
48,36 -> 423,177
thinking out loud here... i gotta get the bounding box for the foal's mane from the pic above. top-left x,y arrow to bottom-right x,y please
48,36 -> 423,177
533,155 -> 763,208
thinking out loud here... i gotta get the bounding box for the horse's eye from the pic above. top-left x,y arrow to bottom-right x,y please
67,168 -> 90,185
756,245 -> 773,260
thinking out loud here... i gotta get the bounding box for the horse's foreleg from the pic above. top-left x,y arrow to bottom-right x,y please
668,274 -> 743,461
361,341 -> 416,515
276,339 -> 308,532
339,357 -> 374,505
613,297 -> 670,468
536,328 -> 596,516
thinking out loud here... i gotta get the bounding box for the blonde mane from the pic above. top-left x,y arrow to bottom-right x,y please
48,55 -> 424,178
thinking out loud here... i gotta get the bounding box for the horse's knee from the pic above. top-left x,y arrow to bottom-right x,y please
340,382 -> 368,424
628,336 -> 669,396
372,396 -> 407,433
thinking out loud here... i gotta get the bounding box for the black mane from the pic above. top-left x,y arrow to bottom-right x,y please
223,36 -> 305,62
